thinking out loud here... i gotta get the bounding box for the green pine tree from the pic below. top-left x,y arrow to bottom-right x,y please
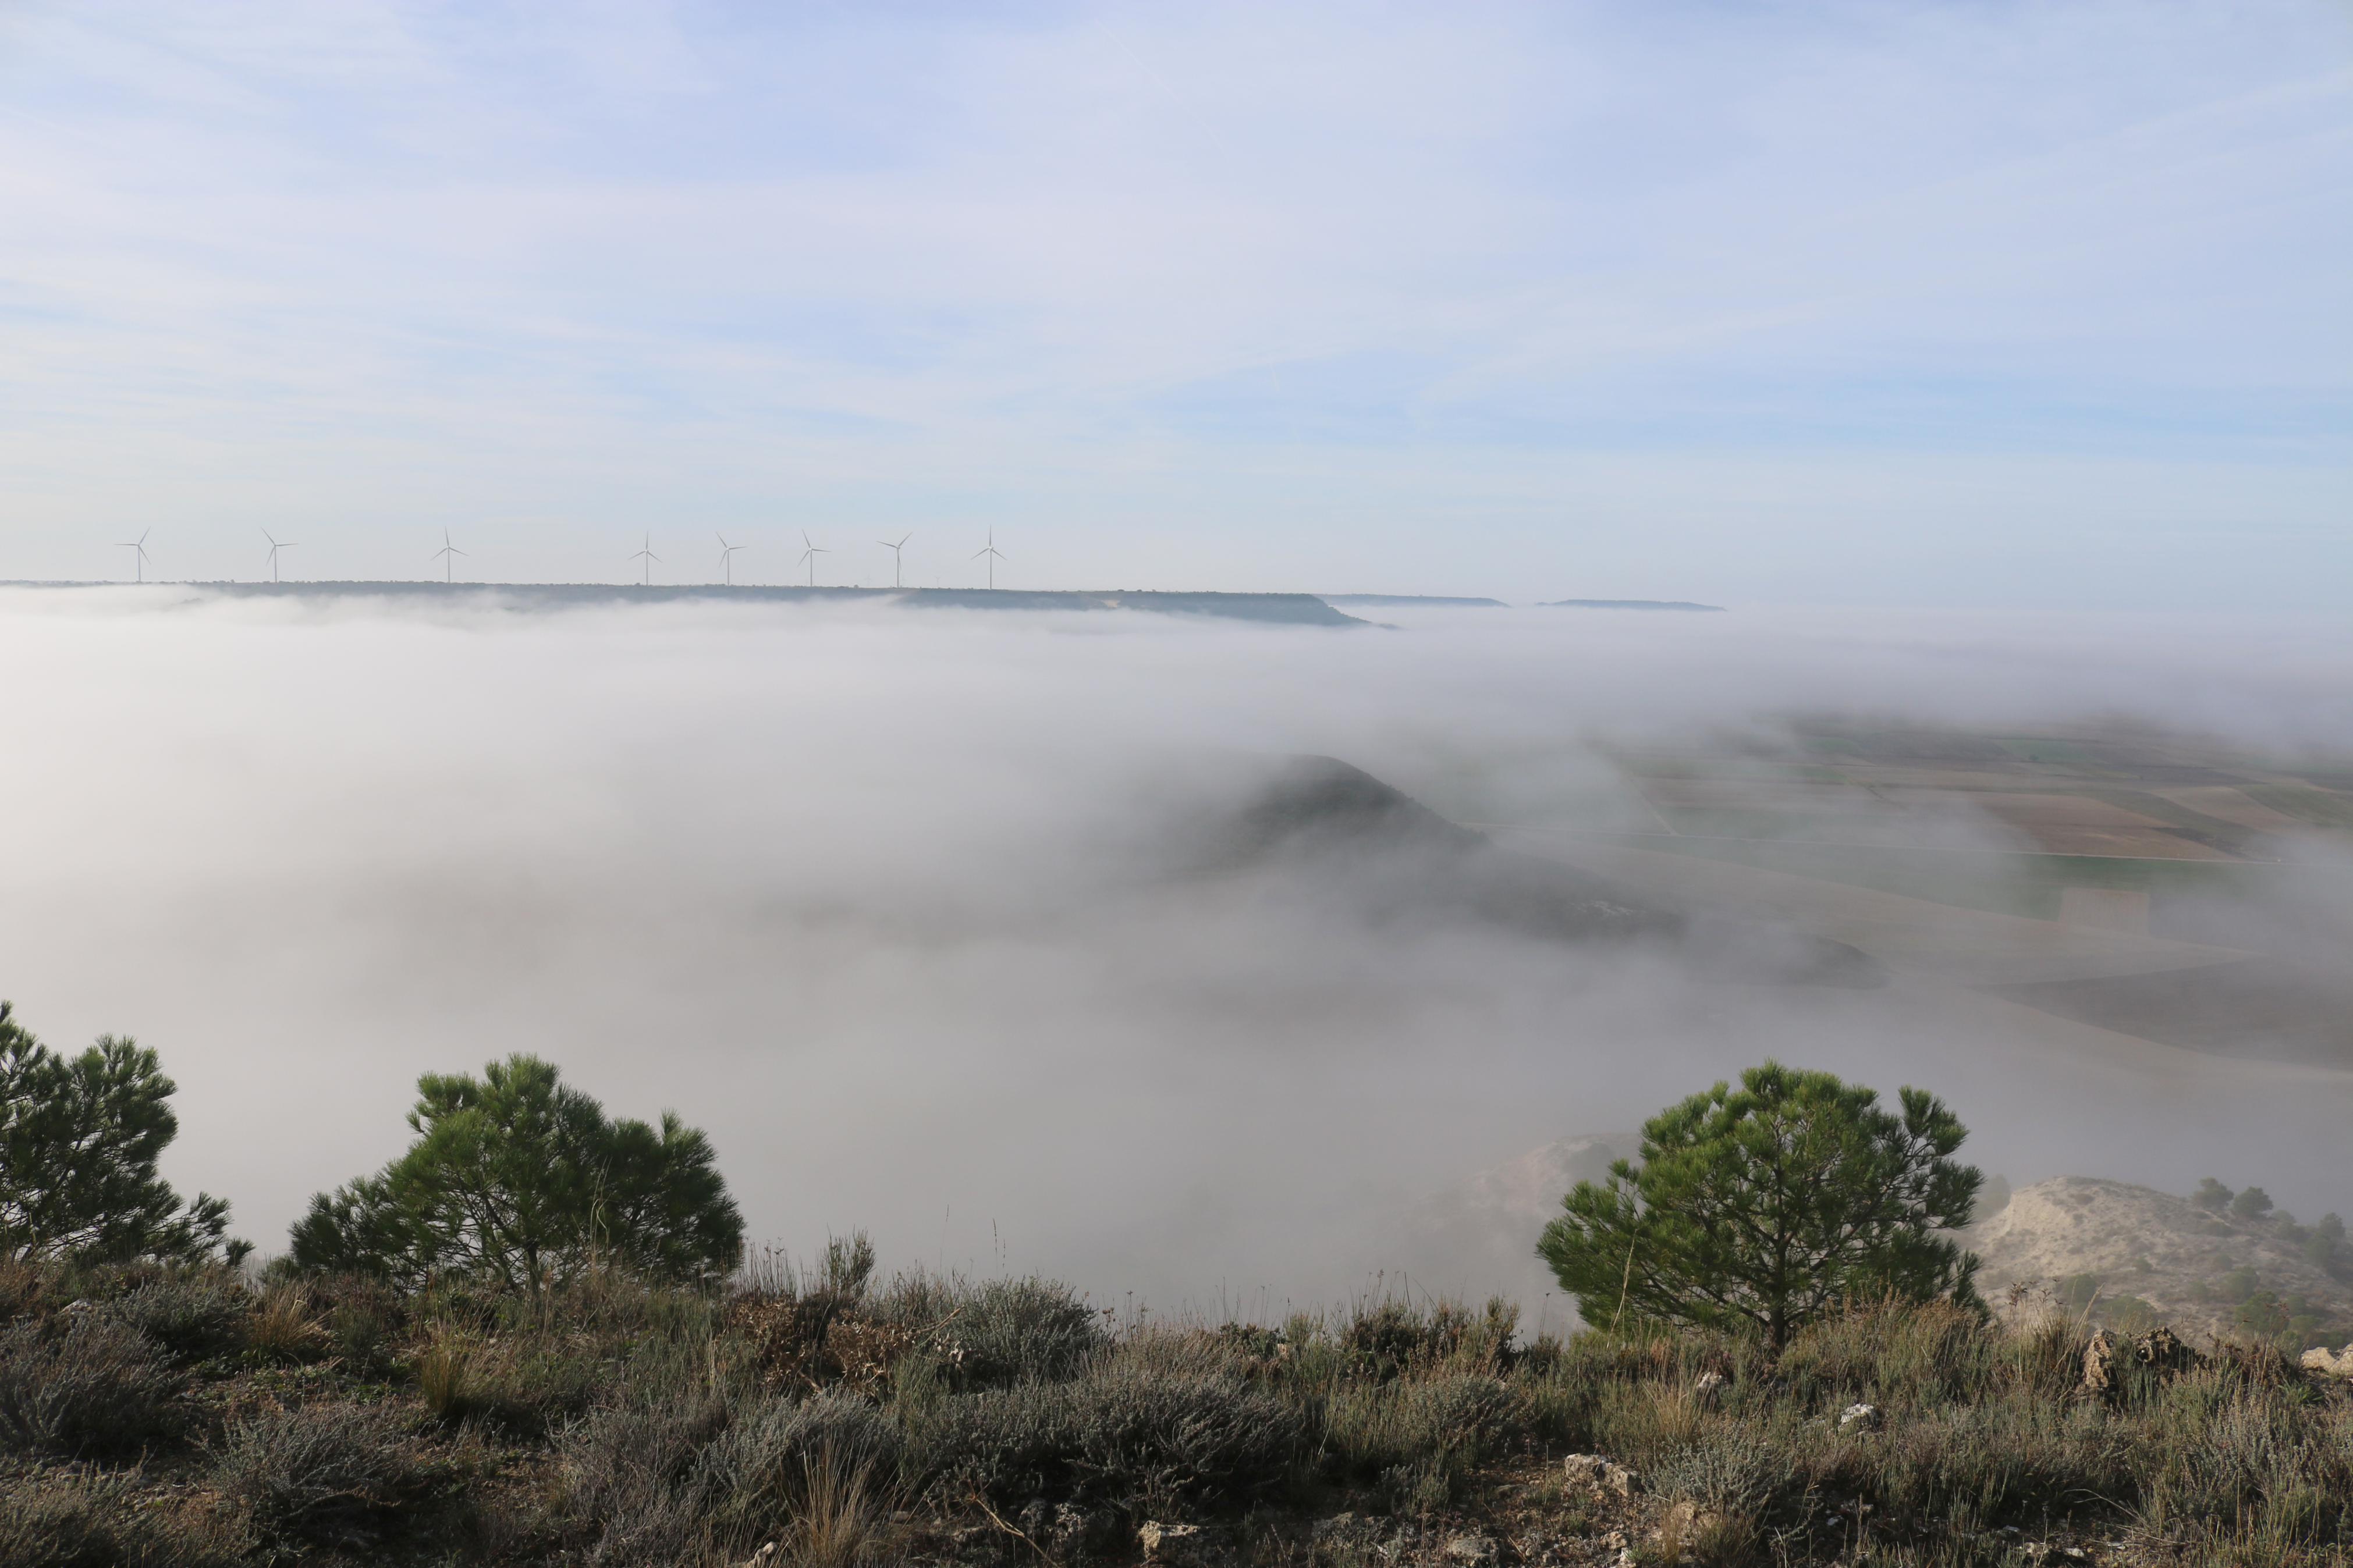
0,1000 -> 236,1264
1538,1061 -> 1982,1348
290,1053 -> 743,1292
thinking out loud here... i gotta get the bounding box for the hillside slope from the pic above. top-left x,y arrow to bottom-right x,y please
1969,1176 -> 2353,1345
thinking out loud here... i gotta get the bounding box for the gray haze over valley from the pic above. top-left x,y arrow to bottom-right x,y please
5,588 -> 2350,1313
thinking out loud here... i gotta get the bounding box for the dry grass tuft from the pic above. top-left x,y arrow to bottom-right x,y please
244,1281 -> 328,1363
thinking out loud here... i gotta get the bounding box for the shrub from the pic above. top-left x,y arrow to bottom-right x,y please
1325,1374 -> 1529,1475
769,1442 -> 893,1568
0,1466 -> 244,1568
1335,1296 -> 1521,1381
1651,1425 -> 1796,1515
417,1327 -> 613,1437
243,1281 -> 328,1363
0,1314 -> 183,1456
213,1402 -> 424,1549
912,1360 -> 1305,1510
104,1271 -> 250,1360
0,1257 -> 58,1324
1776,1300 -> 2003,1407
555,1387 -> 731,1558
695,1392 -> 903,1545
2233,1186 -> 2275,1221
309,1272 -> 405,1371
939,1277 -> 1106,1389
1322,1369 -> 1535,1512
1540,1062 -> 1983,1348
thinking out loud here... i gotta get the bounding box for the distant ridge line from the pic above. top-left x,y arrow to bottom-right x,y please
1542,599 -> 1725,611
0,579 -> 1368,627
1318,593 -> 1509,607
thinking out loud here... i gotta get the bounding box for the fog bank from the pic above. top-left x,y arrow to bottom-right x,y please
3,591 -> 2350,1311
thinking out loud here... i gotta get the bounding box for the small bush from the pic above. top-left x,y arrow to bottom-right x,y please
0,1314 -> 183,1457
104,1271 -> 250,1360
1336,1297 -> 1520,1381
0,1466 -> 244,1568
697,1392 -> 903,1546
555,1388 -> 731,1558
1324,1373 -> 1531,1484
414,1326 -> 609,1434
0,1257 -> 58,1324
417,1332 -> 474,1421
310,1272 -> 405,1371
243,1281 -> 328,1363
940,1278 -> 1106,1389
1651,1426 -> 1796,1514
913,1361 -> 1305,1510
772,1443 -> 893,1568
212,1402 -> 423,1548
478,1335 -> 630,1437
1776,1300 -> 1999,1408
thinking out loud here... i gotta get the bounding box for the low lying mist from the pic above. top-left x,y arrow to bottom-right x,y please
4,589 -> 2350,1313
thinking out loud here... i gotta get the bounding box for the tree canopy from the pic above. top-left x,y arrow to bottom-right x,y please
289,1053 -> 743,1292
0,1000 -> 236,1264
1538,1061 -> 1982,1347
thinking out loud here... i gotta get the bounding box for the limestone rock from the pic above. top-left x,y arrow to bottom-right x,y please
2134,1325 -> 2191,1373
1563,1453 -> 1639,1498
1138,1520 -> 1207,1566
1837,1402 -> 1881,1431
1311,1513 -> 1377,1548
1968,1177 -> 2353,1343
2301,1343 -> 2353,1378
2082,1329 -> 2118,1393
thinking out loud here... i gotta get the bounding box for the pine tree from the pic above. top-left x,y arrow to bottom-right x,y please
0,1001 -> 236,1264
1538,1061 -> 1982,1348
290,1054 -> 743,1292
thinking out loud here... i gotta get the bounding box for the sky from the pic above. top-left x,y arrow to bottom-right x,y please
0,2 -> 2348,603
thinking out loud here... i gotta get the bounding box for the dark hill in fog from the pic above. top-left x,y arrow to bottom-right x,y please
1195,755 -> 1883,986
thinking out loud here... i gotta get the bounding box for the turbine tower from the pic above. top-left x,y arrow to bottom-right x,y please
261,529 -> 297,583
972,528 -> 1005,589
117,529 -> 152,584
798,531 -> 830,587
629,533 -> 659,585
716,534 -> 748,585
432,529 -> 467,582
879,532 -> 911,588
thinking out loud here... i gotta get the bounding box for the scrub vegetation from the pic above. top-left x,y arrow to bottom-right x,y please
2,1006 -> 2350,1565
4,1254 -> 2352,1566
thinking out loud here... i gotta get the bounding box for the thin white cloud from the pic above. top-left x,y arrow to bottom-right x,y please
0,2 -> 2344,598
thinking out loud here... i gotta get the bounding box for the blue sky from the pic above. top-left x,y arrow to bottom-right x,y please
1,1 -> 2347,604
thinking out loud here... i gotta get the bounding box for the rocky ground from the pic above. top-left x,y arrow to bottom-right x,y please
1968,1176 -> 2352,1346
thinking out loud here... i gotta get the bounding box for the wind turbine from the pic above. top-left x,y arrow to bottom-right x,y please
972,528 -> 1005,589
117,529 -> 152,584
716,534 -> 748,585
432,529 -> 467,582
797,531 -> 829,587
878,532 -> 911,589
629,533 -> 659,585
261,529 -> 297,583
